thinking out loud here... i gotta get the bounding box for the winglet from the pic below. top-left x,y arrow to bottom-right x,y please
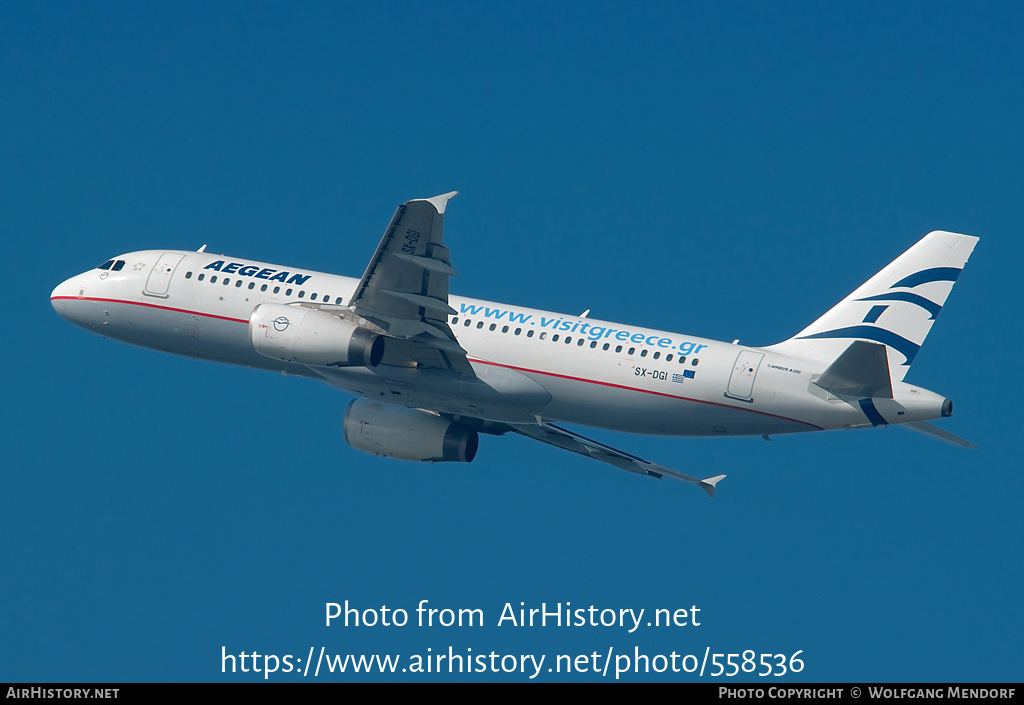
699,474 -> 727,498
419,191 -> 458,215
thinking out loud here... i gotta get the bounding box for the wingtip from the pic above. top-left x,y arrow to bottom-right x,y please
422,191 -> 459,214
699,474 -> 727,498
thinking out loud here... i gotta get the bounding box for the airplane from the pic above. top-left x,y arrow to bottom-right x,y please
50,192 -> 978,496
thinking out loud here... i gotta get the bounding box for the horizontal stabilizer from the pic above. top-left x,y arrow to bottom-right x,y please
903,421 -> 976,448
814,341 -> 893,398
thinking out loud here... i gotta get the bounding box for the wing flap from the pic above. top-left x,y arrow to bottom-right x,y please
392,252 -> 458,276
378,289 -> 457,317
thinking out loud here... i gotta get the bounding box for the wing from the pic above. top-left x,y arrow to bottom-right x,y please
348,192 -> 474,376
509,421 -> 726,497
901,421 -> 977,448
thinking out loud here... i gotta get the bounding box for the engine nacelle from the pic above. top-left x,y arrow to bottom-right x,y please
343,399 -> 478,463
249,303 -> 384,367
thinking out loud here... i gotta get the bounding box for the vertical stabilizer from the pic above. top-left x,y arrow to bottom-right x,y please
767,231 -> 978,381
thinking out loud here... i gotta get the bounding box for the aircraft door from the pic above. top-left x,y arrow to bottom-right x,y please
145,253 -> 185,298
726,350 -> 764,402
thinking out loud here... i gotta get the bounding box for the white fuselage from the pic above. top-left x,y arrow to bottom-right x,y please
50,249 -> 950,437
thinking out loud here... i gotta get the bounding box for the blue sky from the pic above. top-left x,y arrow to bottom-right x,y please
3,2 -> 1021,682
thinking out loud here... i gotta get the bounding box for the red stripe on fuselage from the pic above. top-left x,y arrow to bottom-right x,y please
468,357 -> 823,430
53,295 -> 821,430
50,295 -> 249,324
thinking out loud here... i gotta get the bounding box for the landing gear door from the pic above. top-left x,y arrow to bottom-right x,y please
726,350 -> 764,402
145,253 -> 184,298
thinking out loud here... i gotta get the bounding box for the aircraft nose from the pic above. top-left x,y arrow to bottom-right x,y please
51,278 -> 73,318
51,274 -> 87,320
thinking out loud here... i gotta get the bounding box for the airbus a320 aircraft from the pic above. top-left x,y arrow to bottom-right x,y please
51,193 -> 978,496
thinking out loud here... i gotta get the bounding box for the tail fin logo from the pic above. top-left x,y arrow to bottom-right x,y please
850,266 -> 962,321
797,325 -> 923,366
856,292 -> 942,320
890,267 -> 962,289
768,231 -> 979,380
797,264 -> 965,364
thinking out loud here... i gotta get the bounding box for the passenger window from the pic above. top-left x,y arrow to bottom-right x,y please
223,278 -> 230,285
477,321 -> 484,329
286,288 -> 293,296
198,273 -> 205,281
185,272 -> 192,279
666,354 -> 673,361
311,293 -> 317,301
692,358 -> 699,366
298,291 -> 305,298
489,324 -> 496,331
615,345 -> 622,353
591,341 -> 597,348
236,280 -> 243,287
335,297 -> 343,304
464,319 -> 471,327
211,276 -> 218,283
553,334 -> 560,342
452,317 -> 459,325
502,326 -> 509,333
540,332 -> 547,340
602,343 -> 609,350
653,352 -> 660,359
274,286 -> 280,294
261,284 -> 267,291
678,356 -> 687,364
628,347 -> 635,355
640,349 -> 648,357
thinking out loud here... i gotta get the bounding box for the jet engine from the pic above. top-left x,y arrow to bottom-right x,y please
343,399 -> 479,463
249,303 -> 384,367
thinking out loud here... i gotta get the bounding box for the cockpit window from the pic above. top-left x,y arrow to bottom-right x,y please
111,260 -> 125,271
97,260 -> 115,270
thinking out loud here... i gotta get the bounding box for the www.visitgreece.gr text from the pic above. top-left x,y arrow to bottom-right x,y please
455,302 -> 708,354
